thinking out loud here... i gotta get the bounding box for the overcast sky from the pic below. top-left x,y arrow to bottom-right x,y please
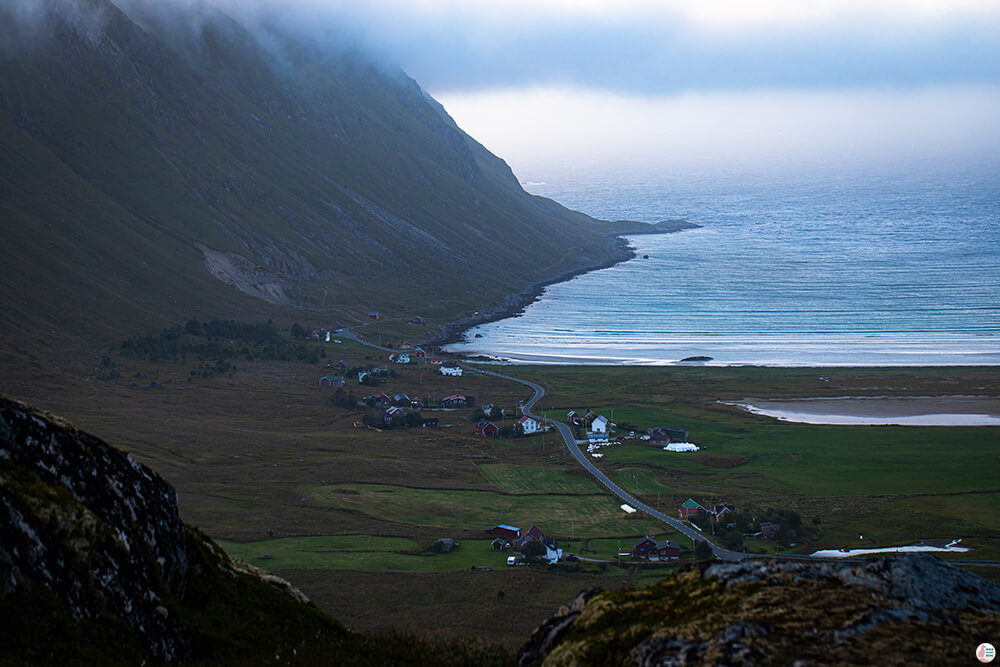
158,0 -> 1000,174
331,0 -> 1000,174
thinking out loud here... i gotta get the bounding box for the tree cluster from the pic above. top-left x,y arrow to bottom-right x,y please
328,388 -> 359,409
121,319 -> 322,365
361,411 -> 424,429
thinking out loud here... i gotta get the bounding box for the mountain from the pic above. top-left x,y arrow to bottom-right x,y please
0,0 -> 647,364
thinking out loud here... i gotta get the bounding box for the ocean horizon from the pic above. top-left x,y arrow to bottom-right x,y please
447,159 -> 1000,366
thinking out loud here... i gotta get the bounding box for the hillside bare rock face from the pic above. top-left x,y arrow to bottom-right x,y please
520,557 -> 1000,666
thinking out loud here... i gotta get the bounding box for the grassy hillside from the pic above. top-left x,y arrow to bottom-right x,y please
0,0 -> 632,374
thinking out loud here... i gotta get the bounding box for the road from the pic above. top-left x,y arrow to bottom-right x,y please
471,366 -> 746,562
338,331 -> 1000,567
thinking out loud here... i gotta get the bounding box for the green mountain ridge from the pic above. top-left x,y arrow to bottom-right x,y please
0,0 -> 651,359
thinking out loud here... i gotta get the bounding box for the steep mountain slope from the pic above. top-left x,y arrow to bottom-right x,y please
0,0 -> 632,359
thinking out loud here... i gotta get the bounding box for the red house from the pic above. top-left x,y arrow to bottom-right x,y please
632,536 -> 680,561
486,525 -> 521,540
760,522 -> 782,541
679,498 -> 703,519
475,419 -> 499,438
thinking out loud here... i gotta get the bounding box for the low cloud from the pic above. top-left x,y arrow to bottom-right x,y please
6,1 -> 999,96
437,85 -> 1000,173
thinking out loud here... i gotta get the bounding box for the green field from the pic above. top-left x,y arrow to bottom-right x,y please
217,536 -> 513,572
302,482 -> 670,538
22,356 -> 1000,646
478,463 -> 604,495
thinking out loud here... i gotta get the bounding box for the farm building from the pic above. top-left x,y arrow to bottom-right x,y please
487,525 -> 521,540
515,415 -> 542,435
649,426 -> 689,442
711,504 -> 734,522
587,415 -> 610,442
475,420 -> 499,438
632,536 -> 681,561
441,394 -> 467,408
679,498 -> 704,519
490,537 -> 509,551
382,406 -> 406,424
590,415 -> 609,433
363,392 -> 391,408
319,376 -> 345,387
760,522 -> 783,541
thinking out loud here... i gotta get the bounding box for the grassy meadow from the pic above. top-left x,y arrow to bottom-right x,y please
11,337 -> 999,646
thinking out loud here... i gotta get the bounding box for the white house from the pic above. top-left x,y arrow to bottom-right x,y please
516,415 -> 542,435
587,414 -> 610,443
440,366 -> 463,377
390,352 -> 410,364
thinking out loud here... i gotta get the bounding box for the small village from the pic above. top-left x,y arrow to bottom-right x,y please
313,330 -> 807,567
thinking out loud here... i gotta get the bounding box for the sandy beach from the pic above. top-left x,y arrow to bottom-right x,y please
731,396 -> 1000,426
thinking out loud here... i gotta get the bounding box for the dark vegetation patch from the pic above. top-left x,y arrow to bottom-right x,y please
119,319 -> 324,366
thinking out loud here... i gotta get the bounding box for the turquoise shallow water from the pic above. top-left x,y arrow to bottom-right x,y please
448,160 -> 1000,366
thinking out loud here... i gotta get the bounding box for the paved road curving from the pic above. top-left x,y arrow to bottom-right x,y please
337,330 -> 1000,566
471,366 -> 745,562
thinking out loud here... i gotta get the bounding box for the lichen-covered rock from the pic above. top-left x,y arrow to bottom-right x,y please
521,557 -> 1000,666
0,395 -> 189,660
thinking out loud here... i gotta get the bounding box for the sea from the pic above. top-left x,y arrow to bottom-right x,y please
446,158 -> 1000,366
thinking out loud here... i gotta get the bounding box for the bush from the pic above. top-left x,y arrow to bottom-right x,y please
720,529 -> 743,551
694,540 -> 713,561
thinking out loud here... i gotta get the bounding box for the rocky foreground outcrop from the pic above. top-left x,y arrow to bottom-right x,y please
520,556 -> 1000,666
0,395 -> 192,660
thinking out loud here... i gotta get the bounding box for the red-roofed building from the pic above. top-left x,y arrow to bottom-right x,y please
475,420 -> 499,438
486,525 -> 521,540
441,394 -> 467,408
